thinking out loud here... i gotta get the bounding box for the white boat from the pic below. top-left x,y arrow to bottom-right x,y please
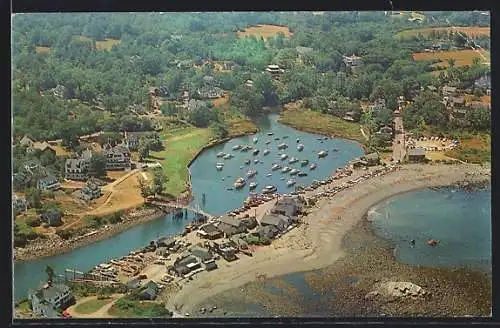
254,159 -> 259,164
301,159 -> 309,166
262,185 -> 277,194
288,157 -> 298,164
266,173 -> 272,177
249,182 -> 258,190
265,140 -> 271,145
263,149 -> 270,155
297,144 -> 304,151
310,163 -> 317,170
253,136 -> 258,143
278,143 -> 288,150
216,163 -> 224,171
232,145 -> 242,151
297,171 -> 308,177
287,179 -> 296,187
290,169 -> 299,175
234,177 -> 246,189
216,152 -> 225,158
280,154 -> 288,160
247,169 -> 257,178
244,159 -> 251,165
252,149 -> 260,155
223,153 -> 233,160
296,138 -> 300,143
318,150 -> 328,158
281,166 -> 291,173
271,163 -> 282,171
267,132 -> 274,136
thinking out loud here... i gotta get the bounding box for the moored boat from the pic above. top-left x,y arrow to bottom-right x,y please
278,143 -> 288,150
252,149 -> 260,155
223,153 -> 233,160
263,149 -> 270,155
267,132 -> 274,136
288,157 -> 298,164
234,177 -> 246,189
249,182 -> 258,190
262,185 -> 277,194
280,153 -> 288,160
309,163 -> 317,170
253,136 -> 258,143
216,163 -> 224,171
266,173 -> 272,177
232,145 -> 242,151
287,179 -> 296,187
247,169 -> 257,178
297,144 -> 304,151
318,150 -> 328,158
297,171 -> 308,177
254,159 -> 259,164
290,168 -> 299,175
332,148 -> 338,152
281,166 -> 291,173
265,140 -> 271,144
271,163 -> 282,171
301,159 -> 309,166
216,152 -> 225,158
244,159 -> 251,165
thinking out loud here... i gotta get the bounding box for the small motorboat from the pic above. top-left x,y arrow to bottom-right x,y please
427,239 -> 440,247
265,140 -> 271,145
301,159 -> 309,166
240,166 -> 243,169
288,157 -> 299,164
280,177 -> 285,181
223,153 -> 233,160
266,173 -> 272,177
287,179 -> 296,187
280,154 -> 288,160
252,149 -> 260,156
271,163 -> 282,171
249,182 -> 258,190
244,159 -> 251,165
278,143 -> 288,150
283,135 -> 289,139
234,177 -> 246,189
332,148 -> 338,152
323,136 -> 328,140
253,136 -> 258,143
281,166 -> 292,173
232,145 -> 242,151
216,152 -> 226,158
297,171 -> 308,177
216,163 -> 224,171
262,185 -> 277,194
297,144 -> 304,151
254,159 -> 259,164
263,149 -> 270,155
296,138 -> 300,143
318,150 -> 328,158
274,137 -> 280,140
290,169 -> 300,175
267,132 -> 274,136
310,163 -> 317,170
241,145 -> 250,152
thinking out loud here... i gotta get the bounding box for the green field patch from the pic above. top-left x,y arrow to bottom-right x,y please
96,39 -> 121,51
74,298 -> 114,314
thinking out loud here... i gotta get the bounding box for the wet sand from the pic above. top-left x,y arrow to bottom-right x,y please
166,163 -> 490,315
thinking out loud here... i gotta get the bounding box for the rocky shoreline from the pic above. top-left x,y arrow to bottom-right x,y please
14,208 -> 166,262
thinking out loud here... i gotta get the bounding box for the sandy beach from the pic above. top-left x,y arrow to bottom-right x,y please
167,163 -> 490,313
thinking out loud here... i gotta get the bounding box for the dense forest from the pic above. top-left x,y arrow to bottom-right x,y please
12,11 -> 490,142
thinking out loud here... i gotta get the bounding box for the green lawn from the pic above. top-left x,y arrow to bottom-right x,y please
150,127 -> 212,196
74,298 -> 114,314
108,298 -> 171,318
278,109 -> 366,145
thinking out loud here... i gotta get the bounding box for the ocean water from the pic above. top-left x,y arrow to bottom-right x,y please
368,187 -> 491,272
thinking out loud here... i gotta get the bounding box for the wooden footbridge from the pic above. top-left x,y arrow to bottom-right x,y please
147,200 -> 214,220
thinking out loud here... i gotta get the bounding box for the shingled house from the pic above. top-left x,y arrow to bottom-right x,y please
28,283 -> 74,318
102,143 -> 131,170
217,215 -> 247,238
37,175 -> 61,191
77,181 -> 101,201
65,149 -> 93,181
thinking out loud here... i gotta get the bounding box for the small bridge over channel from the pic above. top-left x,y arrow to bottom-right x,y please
147,200 -> 214,220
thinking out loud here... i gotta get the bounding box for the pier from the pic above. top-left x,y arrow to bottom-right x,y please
147,200 -> 214,220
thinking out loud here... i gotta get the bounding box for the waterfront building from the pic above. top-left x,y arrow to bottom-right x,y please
37,175 -> 61,191
407,148 -> 426,162
28,283 -> 74,318
77,181 -> 101,201
102,143 -> 131,170
217,215 -> 247,238
260,214 -> 291,232
40,209 -> 63,226
65,148 -> 93,180
12,194 -> 28,215
362,152 -> 381,166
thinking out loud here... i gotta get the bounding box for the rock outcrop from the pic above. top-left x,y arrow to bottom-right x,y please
365,281 -> 428,300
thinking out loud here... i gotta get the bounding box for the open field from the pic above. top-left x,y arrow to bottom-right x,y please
74,298 -> 115,314
227,118 -> 259,137
237,24 -> 292,39
445,134 -> 490,164
212,93 -> 230,107
413,49 -> 490,68
35,46 -> 51,55
150,127 -> 212,196
397,26 -> 490,40
96,39 -> 121,51
73,35 -> 93,42
278,109 -> 366,145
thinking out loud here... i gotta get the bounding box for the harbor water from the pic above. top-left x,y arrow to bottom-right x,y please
13,114 -> 364,301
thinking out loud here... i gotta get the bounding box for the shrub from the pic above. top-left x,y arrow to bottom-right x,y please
56,228 -> 74,240
25,216 -> 41,227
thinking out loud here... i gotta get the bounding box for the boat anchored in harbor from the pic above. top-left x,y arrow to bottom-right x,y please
290,168 -> 300,176
216,163 -> 224,171
287,179 -> 296,187
310,163 -> 317,170
297,143 -> 304,151
263,149 -> 270,155
280,154 -> 288,160
288,157 -> 299,164
246,169 -> 257,178
318,150 -> 328,158
249,182 -> 258,190
262,185 -> 277,194
281,166 -> 292,173
232,145 -> 242,151
278,143 -> 288,150
271,163 -> 282,171
301,159 -> 309,166
234,177 -> 246,189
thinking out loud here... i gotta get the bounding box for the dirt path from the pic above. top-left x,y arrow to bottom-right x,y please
360,127 -> 369,142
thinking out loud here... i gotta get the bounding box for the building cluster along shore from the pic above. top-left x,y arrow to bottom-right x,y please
23,158 -> 489,318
